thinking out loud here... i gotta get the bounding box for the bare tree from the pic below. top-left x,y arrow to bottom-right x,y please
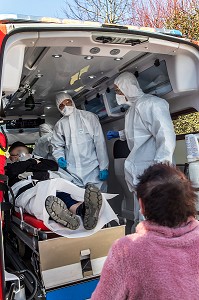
62,0 -> 199,40
131,0 -> 199,40
63,0 -> 132,24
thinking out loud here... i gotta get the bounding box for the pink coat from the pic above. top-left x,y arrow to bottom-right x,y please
91,217 -> 199,300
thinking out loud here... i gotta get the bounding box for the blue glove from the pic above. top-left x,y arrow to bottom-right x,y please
99,169 -> 109,181
107,131 -> 119,140
58,157 -> 67,169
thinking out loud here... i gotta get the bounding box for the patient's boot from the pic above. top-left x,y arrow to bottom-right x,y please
82,183 -> 102,230
45,196 -> 80,230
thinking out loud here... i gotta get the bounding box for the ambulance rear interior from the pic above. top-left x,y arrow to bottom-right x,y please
1,23 -> 199,216
0,19 -> 199,299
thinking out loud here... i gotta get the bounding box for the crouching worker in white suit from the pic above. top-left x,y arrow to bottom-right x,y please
6,142 -> 117,236
51,92 -> 109,192
107,72 -> 176,227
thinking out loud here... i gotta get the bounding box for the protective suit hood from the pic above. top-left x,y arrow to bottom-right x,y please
39,123 -> 53,137
114,72 -> 144,104
56,92 -> 75,115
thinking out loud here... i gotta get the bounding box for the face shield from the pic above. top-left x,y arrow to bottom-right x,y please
18,152 -> 32,161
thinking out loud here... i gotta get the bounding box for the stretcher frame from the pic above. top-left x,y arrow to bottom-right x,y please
10,206 -> 125,297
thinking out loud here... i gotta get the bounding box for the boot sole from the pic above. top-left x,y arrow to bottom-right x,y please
45,195 -> 80,230
83,184 -> 102,230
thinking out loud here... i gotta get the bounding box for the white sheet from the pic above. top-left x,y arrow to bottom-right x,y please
13,178 -> 119,238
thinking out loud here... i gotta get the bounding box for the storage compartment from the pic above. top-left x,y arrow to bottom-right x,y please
39,225 -> 125,290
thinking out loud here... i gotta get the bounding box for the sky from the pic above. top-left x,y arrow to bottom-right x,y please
0,0 -> 67,19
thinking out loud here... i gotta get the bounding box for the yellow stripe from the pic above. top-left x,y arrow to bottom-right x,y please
0,149 -> 6,156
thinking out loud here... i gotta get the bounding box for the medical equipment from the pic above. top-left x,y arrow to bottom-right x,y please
185,134 -> 199,212
185,134 -> 199,163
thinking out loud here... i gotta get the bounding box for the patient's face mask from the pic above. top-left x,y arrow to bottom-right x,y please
18,153 -> 32,161
116,94 -> 128,106
61,106 -> 74,116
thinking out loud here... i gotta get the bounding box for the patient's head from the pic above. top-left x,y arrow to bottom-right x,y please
137,163 -> 197,228
9,141 -> 30,162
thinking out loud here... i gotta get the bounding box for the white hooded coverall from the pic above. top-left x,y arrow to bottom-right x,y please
115,72 -> 176,190
114,72 -> 176,222
33,123 -> 53,159
51,93 -> 109,190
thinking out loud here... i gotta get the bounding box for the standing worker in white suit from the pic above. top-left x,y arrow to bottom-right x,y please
107,72 -> 176,226
51,92 -> 109,192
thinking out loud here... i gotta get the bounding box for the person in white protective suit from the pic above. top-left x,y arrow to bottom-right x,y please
32,123 -> 53,159
107,72 -> 176,226
51,92 -> 109,192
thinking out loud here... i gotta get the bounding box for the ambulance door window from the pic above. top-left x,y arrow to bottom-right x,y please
172,108 -> 199,166
85,95 -> 108,120
138,60 -> 172,96
172,109 -> 199,139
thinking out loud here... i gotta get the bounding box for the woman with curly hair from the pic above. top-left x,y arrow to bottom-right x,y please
91,163 -> 199,300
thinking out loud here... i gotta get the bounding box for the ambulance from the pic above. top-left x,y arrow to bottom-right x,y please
0,14 -> 198,299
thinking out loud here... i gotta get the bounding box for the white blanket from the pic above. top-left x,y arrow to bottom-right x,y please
12,178 -> 118,238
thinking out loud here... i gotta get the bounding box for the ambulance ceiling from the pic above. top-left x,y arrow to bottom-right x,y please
2,28 -> 182,117
4,46 -> 144,116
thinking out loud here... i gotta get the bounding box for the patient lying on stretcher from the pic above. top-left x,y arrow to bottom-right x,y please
5,142 -> 116,235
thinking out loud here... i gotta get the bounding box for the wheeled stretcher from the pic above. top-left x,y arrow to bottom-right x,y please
8,205 -> 125,299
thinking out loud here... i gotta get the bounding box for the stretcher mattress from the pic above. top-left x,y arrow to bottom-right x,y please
14,212 -> 49,231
